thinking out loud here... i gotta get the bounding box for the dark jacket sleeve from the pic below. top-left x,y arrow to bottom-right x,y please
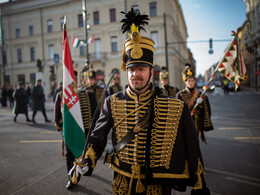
88,96 -> 114,160
54,93 -> 63,132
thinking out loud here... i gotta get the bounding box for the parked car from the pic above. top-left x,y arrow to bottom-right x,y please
202,82 -> 215,92
228,82 -> 240,91
196,81 -> 204,88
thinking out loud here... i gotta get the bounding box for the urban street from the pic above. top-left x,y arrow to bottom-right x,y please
0,87 -> 260,195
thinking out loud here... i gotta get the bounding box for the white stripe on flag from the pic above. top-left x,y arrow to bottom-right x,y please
69,101 -> 84,131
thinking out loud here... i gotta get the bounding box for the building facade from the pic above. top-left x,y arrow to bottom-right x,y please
243,0 -> 260,89
0,0 -> 194,95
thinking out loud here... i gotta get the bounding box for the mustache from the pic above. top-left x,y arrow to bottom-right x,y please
130,76 -> 143,81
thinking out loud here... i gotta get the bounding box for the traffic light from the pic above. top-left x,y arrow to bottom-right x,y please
209,38 -> 213,54
50,66 -> 55,75
36,59 -> 42,72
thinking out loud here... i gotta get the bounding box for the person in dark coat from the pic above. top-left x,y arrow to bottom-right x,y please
13,82 -> 31,122
1,85 -> 7,107
71,9 -> 210,195
7,85 -> 14,108
31,79 -> 51,123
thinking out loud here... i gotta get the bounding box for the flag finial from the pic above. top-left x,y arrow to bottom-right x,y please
63,16 -> 67,30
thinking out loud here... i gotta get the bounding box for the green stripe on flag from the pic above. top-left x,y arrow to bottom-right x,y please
63,105 -> 86,158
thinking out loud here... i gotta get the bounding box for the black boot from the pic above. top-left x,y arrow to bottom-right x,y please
14,114 -> 18,122
42,110 -> 51,123
26,113 -> 32,122
32,111 -> 36,123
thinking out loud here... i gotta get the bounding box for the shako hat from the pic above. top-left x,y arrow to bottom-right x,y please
159,67 -> 169,81
120,8 -> 154,71
182,67 -> 195,82
87,70 -> 96,79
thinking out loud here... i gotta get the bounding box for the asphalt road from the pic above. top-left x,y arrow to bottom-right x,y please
0,87 -> 260,195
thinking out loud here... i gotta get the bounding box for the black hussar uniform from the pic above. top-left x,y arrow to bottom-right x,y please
83,70 -> 105,110
80,9 -> 210,195
159,68 -> 179,98
176,67 -> 213,136
107,74 -> 123,96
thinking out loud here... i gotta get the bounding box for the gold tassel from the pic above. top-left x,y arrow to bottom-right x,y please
128,164 -> 145,194
71,172 -> 78,184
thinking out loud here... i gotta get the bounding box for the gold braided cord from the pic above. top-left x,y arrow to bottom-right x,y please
150,97 -> 184,169
125,37 -> 154,48
193,158 -> 205,190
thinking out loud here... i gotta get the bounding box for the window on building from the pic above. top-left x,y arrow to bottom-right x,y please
110,8 -> 116,22
17,74 -> 25,85
60,17 -> 64,31
94,38 -> 102,59
30,73 -> 36,85
17,48 -> 22,63
28,24 -> 34,36
79,45 -> 86,56
78,14 -> 83,27
15,26 -> 20,38
151,31 -> 159,48
93,11 -> 100,25
47,19 -> 53,33
2,50 -> 7,65
111,36 -> 118,52
131,5 -> 139,13
30,47 -> 35,62
48,44 -> 54,59
149,2 -> 157,17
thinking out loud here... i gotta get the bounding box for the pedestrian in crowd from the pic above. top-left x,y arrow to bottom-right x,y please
53,82 -> 63,102
1,85 -> 7,107
159,66 -> 179,98
31,79 -> 51,123
72,9 -> 210,194
13,82 -> 31,122
176,66 -> 213,143
106,74 -> 122,96
50,81 -> 57,102
27,85 -> 32,107
7,85 -> 14,108
54,68 -> 97,190
223,78 -> 229,95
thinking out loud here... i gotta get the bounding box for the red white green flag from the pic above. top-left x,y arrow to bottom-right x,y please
63,23 -> 85,158
217,31 -> 248,90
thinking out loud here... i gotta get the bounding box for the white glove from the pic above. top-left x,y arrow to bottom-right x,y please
196,97 -> 203,104
68,161 -> 89,177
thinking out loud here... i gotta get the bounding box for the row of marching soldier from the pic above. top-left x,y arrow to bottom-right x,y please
54,8 -> 213,194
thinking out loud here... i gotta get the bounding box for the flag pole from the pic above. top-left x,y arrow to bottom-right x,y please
190,35 -> 237,115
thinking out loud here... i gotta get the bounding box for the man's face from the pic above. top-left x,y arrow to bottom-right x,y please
37,81 -> 42,86
88,78 -> 96,87
185,78 -> 195,88
161,79 -> 168,86
127,66 -> 153,92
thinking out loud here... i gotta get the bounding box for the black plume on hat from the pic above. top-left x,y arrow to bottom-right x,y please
120,8 -> 149,33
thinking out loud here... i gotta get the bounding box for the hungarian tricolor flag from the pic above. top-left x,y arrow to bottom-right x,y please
63,22 -> 85,158
217,31 -> 248,90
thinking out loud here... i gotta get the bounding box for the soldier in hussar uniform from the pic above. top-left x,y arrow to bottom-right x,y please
83,70 -> 105,110
73,9 -> 211,194
159,67 -> 179,98
54,68 -> 97,190
107,73 -> 123,96
176,66 -> 214,143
